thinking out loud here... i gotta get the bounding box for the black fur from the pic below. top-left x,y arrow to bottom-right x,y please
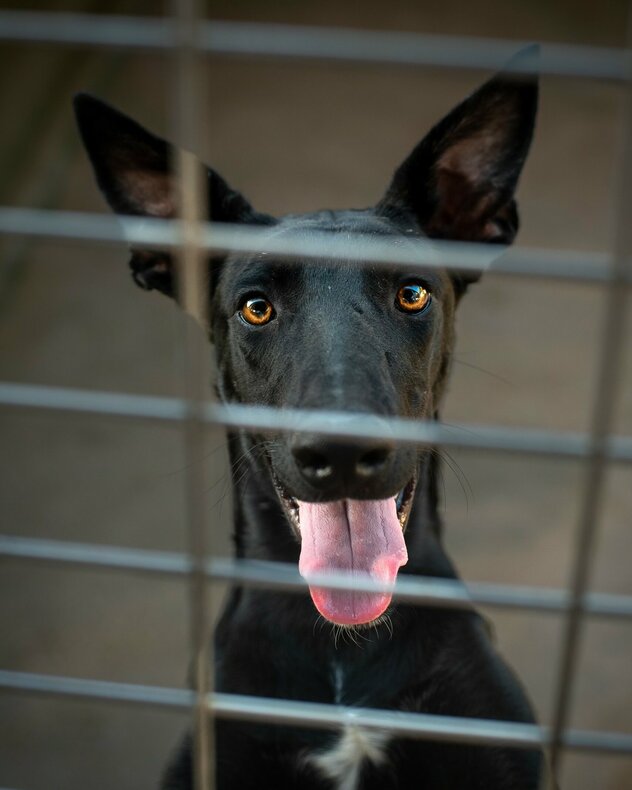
75,47 -> 545,789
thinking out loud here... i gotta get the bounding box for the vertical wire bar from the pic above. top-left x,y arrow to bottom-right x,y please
172,1 -> 213,788
546,14 -> 632,786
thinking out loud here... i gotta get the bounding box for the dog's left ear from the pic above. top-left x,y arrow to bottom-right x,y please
378,47 -> 538,289
73,93 -> 273,298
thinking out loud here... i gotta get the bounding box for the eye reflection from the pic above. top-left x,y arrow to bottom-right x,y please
240,296 -> 275,326
395,283 -> 432,314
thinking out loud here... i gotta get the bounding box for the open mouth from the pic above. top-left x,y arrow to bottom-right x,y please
273,473 -> 417,628
275,475 -> 417,538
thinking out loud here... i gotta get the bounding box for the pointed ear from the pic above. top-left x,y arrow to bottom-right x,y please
378,47 -> 538,289
73,93 -> 273,297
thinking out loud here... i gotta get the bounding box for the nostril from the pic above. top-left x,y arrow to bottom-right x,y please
293,447 -> 333,480
356,447 -> 392,477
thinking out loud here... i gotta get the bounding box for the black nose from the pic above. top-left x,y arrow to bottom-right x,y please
291,435 -> 394,492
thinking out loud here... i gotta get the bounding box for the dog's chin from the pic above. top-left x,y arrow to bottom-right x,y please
271,472 -> 417,628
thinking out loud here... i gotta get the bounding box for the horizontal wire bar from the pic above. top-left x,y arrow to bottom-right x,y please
0,381 -> 186,421
1,382 -> 632,464
213,402 -> 632,463
215,692 -> 632,757
0,207 -> 615,284
0,11 -> 630,81
0,11 -> 174,49
1,669 -> 631,756
2,534 -> 632,621
0,669 -> 193,710
203,23 -> 630,82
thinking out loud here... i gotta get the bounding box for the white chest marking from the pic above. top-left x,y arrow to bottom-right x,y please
307,725 -> 390,790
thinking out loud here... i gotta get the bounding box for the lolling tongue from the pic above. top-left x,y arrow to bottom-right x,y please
297,498 -> 408,625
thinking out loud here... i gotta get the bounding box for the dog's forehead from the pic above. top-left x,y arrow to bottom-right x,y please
277,209 -> 397,234
272,208 -> 416,252
220,208 -> 446,295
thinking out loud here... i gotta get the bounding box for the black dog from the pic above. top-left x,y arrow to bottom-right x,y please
75,53 -> 543,789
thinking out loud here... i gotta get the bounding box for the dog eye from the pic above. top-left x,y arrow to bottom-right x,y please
395,283 -> 432,314
239,296 -> 275,326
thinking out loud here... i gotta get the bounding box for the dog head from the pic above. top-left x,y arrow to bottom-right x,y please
75,55 -> 536,627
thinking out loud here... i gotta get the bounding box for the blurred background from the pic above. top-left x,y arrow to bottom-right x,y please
1,0 -> 631,788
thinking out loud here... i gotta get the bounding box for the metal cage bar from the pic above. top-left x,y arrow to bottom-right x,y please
0,208 -> 621,284
545,12 -> 632,781
2,382 -> 632,463
0,10 -> 630,81
4,535 -> 632,621
172,0 -> 214,787
2,669 -> 632,757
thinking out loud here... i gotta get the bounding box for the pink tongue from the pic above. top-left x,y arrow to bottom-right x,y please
297,498 -> 408,625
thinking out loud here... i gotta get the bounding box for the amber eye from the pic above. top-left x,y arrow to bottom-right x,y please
395,283 -> 432,314
239,296 -> 275,326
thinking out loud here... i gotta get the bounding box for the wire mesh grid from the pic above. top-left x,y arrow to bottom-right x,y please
0,3 -> 631,789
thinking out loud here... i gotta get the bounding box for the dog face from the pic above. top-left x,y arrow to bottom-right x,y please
75,59 -> 536,627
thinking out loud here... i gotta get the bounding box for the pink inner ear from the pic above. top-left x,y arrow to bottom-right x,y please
121,169 -> 176,217
438,125 -> 508,186
427,165 -> 498,242
428,109 -> 521,245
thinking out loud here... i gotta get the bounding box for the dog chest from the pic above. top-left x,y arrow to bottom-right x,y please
302,660 -> 390,789
305,725 -> 390,790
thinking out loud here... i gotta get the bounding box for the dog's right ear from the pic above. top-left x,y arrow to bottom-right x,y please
73,94 -> 272,297
377,47 -> 538,293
